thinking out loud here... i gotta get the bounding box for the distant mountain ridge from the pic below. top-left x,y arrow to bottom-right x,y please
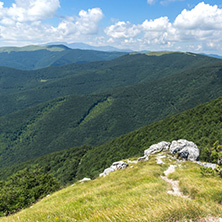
46,42 -> 133,52
0,45 -> 126,70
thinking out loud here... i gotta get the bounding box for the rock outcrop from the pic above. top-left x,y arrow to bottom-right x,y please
138,139 -> 200,162
138,141 -> 170,162
144,141 -> 170,156
99,139 -> 203,177
99,161 -> 128,177
169,139 -> 199,161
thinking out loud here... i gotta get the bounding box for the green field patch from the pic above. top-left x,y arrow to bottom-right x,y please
80,97 -> 113,125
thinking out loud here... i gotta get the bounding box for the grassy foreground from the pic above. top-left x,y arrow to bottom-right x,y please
0,157 -> 221,222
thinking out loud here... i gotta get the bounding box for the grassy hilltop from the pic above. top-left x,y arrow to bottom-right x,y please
0,157 -> 221,222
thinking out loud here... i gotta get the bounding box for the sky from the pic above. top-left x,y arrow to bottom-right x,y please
0,0 -> 222,55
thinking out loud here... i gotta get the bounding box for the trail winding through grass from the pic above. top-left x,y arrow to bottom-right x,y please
160,164 -> 189,198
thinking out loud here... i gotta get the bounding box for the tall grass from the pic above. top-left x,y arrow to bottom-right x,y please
1,158 -> 221,222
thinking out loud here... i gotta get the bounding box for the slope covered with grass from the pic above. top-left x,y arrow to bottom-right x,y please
0,157 -> 221,222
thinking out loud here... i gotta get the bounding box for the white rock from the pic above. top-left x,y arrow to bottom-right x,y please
99,161 -> 128,177
127,159 -> 138,164
144,141 -> 170,157
169,139 -> 199,161
156,155 -> 165,164
79,177 -> 91,182
112,161 -> 128,169
195,161 -> 217,169
137,155 -> 148,162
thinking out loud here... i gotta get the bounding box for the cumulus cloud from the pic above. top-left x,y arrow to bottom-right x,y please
0,1 -> 221,54
104,2 -> 222,53
0,0 -> 103,45
75,8 -> 103,35
0,0 -> 60,22
142,17 -> 170,31
174,2 -> 222,30
105,21 -> 140,39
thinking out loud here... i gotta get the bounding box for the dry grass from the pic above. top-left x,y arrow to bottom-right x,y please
0,157 -> 221,222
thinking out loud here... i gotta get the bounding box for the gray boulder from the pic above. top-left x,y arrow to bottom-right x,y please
144,141 -> 170,156
195,161 -> 217,170
169,139 -> 199,161
99,161 -> 128,177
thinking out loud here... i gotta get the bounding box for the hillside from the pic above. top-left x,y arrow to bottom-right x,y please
1,96 -> 221,185
0,155 -> 221,221
0,52 -> 219,116
0,45 -> 126,70
0,55 -> 221,169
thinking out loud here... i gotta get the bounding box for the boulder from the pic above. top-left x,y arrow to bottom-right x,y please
195,161 -> 217,170
99,161 -> 128,177
144,141 -> 170,157
169,139 -> 199,161
79,177 -> 91,182
112,161 -> 129,169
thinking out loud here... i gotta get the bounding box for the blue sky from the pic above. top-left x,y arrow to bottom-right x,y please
0,0 -> 222,54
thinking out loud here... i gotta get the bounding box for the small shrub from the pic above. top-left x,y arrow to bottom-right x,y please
200,167 -> 215,177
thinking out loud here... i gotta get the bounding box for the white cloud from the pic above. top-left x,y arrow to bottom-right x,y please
0,1 -> 103,45
0,0 -> 60,22
57,8 -> 103,38
105,21 -> 141,39
104,2 -> 222,54
142,17 -> 170,31
174,2 -> 222,30
147,0 -> 156,5
75,8 -> 103,35
0,1 -> 221,55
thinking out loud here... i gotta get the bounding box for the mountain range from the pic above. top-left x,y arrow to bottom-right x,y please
0,45 -> 222,220
0,49 -> 221,182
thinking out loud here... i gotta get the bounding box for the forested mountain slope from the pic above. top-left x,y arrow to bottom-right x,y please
0,51 -> 221,182
1,96 -> 222,185
0,76 -> 221,180
0,52 -> 219,116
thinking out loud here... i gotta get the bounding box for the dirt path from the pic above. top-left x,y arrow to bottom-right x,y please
161,164 -> 188,198
156,154 -> 165,164
158,159 -> 222,221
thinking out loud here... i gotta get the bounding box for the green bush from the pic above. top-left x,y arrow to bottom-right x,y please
0,167 -> 59,216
